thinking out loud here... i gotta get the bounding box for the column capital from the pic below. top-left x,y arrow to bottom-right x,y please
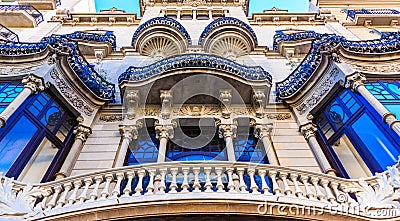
254,123 -> 273,139
344,72 -> 366,92
383,113 -> 400,130
218,123 -> 237,139
119,125 -> 140,141
73,124 -> 92,142
155,124 -> 175,139
299,122 -> 317,140
22,74 -> 45,94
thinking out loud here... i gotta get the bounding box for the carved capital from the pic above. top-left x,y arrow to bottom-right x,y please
155,124 -> 175,139
300,122 -> 317,140
254,123 -> 273,139
383,113 -> 400,130
160,90 -> 172,120
218,124 -> 237,139
73,124 -> 92,142
22,74 -> 45,94
119,125 -> 139,141
345,72 -> 366,92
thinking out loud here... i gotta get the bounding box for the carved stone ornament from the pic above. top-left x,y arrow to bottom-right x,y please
299,122 -> 317,140
351,63 -> 400,73
50,70 -> 95,116
345,72 -> 366,92
176,105 -> 220,116
0,174 -> 46,218
218,123 -> 237,139
296,68 -> 339,115
99,114 -> 123,122
350,160 -> 400,214
265,113 -> 291,120
73,124 -> 92,142
22,74 -> 45,94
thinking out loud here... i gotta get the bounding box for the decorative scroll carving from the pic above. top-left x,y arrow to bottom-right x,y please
296,68 -> 339,115
350,63 -> 400,73
50,70 -> 95,116
177,105 -> 220,116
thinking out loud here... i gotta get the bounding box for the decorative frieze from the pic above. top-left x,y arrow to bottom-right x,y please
296,68 -> 340,115
265,113 -> 292,120
99,114 -> 123,122
350,63 -> 400,73
50,69 -> 95,116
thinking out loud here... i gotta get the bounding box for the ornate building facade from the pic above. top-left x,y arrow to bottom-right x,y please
0,0 -> 400,220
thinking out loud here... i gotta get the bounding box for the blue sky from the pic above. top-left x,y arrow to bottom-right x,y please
95,0 -> 309,15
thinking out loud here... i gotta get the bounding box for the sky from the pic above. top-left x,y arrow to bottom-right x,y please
95,0 -> 309,15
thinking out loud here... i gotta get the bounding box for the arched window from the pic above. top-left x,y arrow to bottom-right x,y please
315,89 -> 400,178
0,90 -> 77,182
125,128 -> 159,165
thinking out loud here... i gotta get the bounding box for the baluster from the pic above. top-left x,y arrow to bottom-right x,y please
204,167 -> 213,193
291,174 -> 304,198
181,168 -> 190,193
226,168 -> 236,193
258,170 -> 271,195
153,174 -> 161,194
300,176 -> 315,200
340,185 -> 357,204
233,173 -> 240,192
123,172 -> 135,197
78,178 -> 93,204
321,179 -> 335,202
280,172 -> 293,196
310,177 -> 325,201
41,189 -> 52,210
145,170 -> 155,195
237,168 -> 248,193
89,176 -> 103,202
330,182 -> 344,204
111,172 -> 124,198
269,170 -> 281,195
134,169 -> 145,196
67,181 -> 82,206
157,169 -> 167,194
193,167 -> 201,193
169,168 -> 178,193
215,167 -> 224,192
46,186 -> 62,210
56,183 -> 72,208
248,169 -> 260,194
100,174 -> 113,200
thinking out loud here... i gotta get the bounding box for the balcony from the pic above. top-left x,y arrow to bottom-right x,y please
0,5 -> 43,28
1,161 -> 399,220
344,8 -> 400,26
17,0 -> 61,10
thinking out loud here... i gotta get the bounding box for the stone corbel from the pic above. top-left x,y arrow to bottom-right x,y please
160,90 -> 172,120
219,89 -> 232,118
125,90 -> 140,120
252,89 -> 266,118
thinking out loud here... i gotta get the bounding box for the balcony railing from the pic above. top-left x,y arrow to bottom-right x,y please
344,8 -> 400,21
0,5 -> 44,25
1,161 -> 400,219
0,23 -> 19,42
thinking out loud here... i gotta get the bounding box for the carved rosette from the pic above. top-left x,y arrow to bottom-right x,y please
73,124 -> 92,142
345,72 -> 366,92
22,74 -> 45,94
299,122 -> 317,140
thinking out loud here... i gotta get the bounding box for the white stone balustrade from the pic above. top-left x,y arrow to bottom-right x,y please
1,161 -> 400,220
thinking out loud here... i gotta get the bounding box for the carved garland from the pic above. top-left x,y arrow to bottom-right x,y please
50,70 -> 94,116
296,68 -> 340,115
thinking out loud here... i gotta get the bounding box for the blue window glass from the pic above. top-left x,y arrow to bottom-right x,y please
0,116 -> 37,173
234,127 -> 266,163
0,90 -> 77,181
352,113 -> 398,169
366,80 -> 400,118
316,89 -> 400,177
0,83 -> 24,114
126,129 -> 159,165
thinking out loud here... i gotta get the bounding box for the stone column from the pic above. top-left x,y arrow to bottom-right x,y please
346,73 -> 400,137
218,124 -> 237,162
56,124 -> 92,179
155,124 -> 174,163
300,123 -> 336,175
0,74 -> 45,128
254,124 -> 280,165
114,125 -> 139,168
